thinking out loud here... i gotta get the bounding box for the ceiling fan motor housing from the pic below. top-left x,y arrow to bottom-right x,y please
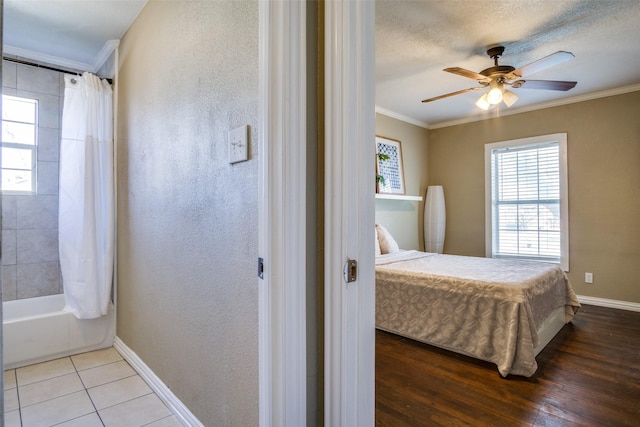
480,65 -> 516,79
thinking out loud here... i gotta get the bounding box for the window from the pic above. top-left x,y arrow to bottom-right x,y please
1,95 -> 38,193
485,133 -> 569,271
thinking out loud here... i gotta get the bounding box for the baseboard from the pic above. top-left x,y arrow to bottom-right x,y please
577,295 -> 640,312
113,337 -> 203,427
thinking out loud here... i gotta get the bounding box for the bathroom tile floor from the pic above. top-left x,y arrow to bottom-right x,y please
3,347 -> 183,427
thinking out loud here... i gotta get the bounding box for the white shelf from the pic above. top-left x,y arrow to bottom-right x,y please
375,193 -> 423,202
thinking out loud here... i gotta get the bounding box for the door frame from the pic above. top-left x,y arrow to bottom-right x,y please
258,1 -> 376,425
258,1 -> 308,426
323,1 -> 376,425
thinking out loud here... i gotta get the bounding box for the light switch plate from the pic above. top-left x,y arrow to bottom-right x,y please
228,125 -> 248,164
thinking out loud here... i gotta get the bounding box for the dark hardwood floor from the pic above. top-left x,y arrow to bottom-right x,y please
376,304 -> 640,426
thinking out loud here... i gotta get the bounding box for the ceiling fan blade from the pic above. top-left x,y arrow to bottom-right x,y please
507,51 -> 574,79
421,87 -> 483,103
444,67 -> 491,82
514,80 -> 577,91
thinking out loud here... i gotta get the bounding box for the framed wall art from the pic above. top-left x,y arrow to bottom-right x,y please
376,136 -> 405,195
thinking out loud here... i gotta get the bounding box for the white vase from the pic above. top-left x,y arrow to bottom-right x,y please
424,185 -> 445,253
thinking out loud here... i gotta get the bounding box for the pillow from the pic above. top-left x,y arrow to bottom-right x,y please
375,226 -> 382,256
376,224 -> 400,254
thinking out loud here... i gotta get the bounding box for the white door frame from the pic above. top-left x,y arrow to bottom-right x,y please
258,1 -> 307,426
324,1 -> 376,426
258,1 -> 376,426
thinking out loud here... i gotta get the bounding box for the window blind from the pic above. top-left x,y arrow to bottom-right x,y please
491,141 -> 561,262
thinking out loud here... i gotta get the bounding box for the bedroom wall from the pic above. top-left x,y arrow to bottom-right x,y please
375,113 -> 429,250
116,1 -> 259,424
429,90 -> 640,304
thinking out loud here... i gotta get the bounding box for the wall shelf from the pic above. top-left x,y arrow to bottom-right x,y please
375,193 -> 423,202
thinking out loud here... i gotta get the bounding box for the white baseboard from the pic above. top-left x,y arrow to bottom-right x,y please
577,295 -> 640,312
113,337 -> 203,427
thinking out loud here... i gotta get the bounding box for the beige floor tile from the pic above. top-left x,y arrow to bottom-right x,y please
4,410 -> 22,427
55,412 -> 104,427
71,347 -> 123,371
16,357 -> 75,386
99,394 -> 172,427
21,390 -> 94,427
88,374 -> 152,410
78,360 -> 136,388
4,369 -> 17,390
4,387 -> 19,412
19,372 -> 84,407
145,415 -> 185,426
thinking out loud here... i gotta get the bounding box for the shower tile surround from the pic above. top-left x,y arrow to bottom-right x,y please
2,59 -> 63,301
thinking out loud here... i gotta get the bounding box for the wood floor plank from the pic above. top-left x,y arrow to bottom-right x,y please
376,304 -> 640,426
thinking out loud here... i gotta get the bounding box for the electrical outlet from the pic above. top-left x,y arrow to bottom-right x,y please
585,272 -> 593,284
228,125 -> 248,164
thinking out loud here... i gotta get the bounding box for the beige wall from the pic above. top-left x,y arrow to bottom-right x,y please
116,1 -> 259,424
429,91 -> 640,303
375,113 -> 429,250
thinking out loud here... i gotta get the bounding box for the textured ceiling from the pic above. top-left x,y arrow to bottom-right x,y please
3,0 -> 147,70
376,0 -> 640,127
3,0 -> 640,127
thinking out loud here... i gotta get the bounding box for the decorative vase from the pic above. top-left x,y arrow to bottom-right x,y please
424,185 -> 445,253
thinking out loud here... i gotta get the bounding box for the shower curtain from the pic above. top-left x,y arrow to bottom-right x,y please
59,73 -> 114,319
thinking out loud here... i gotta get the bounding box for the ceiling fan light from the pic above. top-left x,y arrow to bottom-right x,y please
487,80 -> 503,104
502,89 -> 519,107
476,93 -> 491,110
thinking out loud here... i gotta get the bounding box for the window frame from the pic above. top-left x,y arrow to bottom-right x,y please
484,133 -> 569,271
1,94 -> 38,195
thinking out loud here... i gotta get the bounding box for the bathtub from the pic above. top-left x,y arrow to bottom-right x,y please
3,294 -> 115,369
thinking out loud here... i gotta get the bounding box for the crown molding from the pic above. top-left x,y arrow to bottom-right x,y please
3,40 -> 121,74
376,84 -> 640,130
93,40 -> 120,72
429,84 -> 640,129
375,105 -> 429,129
2,45 -> 93,73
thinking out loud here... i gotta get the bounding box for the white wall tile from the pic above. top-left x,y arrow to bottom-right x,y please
2,60 -> 17,89
16,64 -> 61,96
2,266 -> 17,300
38,127 -> 60,162
2,196 -> 17,229
17,261 -> 60,299
17,228 -> 58,264
37,161 -> 60,195
17,195 -> 58,229
2,229 -> 17,265
16,90 -> 60,129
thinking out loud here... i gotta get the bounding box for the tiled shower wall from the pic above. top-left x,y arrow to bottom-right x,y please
2,59 -> 63,301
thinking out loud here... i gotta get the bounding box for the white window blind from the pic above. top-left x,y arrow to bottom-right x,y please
485,134 -> 569,271
2,95 -> 38,193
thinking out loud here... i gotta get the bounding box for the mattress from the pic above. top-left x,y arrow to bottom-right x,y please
376,251 -> 580,377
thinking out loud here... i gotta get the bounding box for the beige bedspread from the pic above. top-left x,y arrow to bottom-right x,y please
376,251 -> 580,377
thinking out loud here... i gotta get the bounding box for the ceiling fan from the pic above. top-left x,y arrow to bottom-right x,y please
422,46 -> 577,110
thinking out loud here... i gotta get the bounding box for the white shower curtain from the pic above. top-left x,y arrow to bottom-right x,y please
59,72 -> 114,319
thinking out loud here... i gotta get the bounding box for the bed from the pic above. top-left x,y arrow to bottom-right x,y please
375,248 -> 580,377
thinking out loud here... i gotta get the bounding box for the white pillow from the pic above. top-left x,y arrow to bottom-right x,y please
376,224 -> 400,254
375,226 -> 382,256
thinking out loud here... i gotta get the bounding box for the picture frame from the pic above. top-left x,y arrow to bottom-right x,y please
376,136 -> 406,195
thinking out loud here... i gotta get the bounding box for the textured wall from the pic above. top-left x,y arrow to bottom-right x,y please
375,113 -> 429,250
116,1 -> 259,424
429,91 -> 640,303
2,60 -> 63,301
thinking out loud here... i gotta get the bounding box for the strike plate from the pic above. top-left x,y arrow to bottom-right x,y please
343,259 -> 357,283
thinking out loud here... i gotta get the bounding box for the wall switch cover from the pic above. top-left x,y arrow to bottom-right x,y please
229,125 -> 248,164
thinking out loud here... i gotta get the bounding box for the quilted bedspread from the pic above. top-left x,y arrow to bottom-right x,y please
375,251 -> 580,377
